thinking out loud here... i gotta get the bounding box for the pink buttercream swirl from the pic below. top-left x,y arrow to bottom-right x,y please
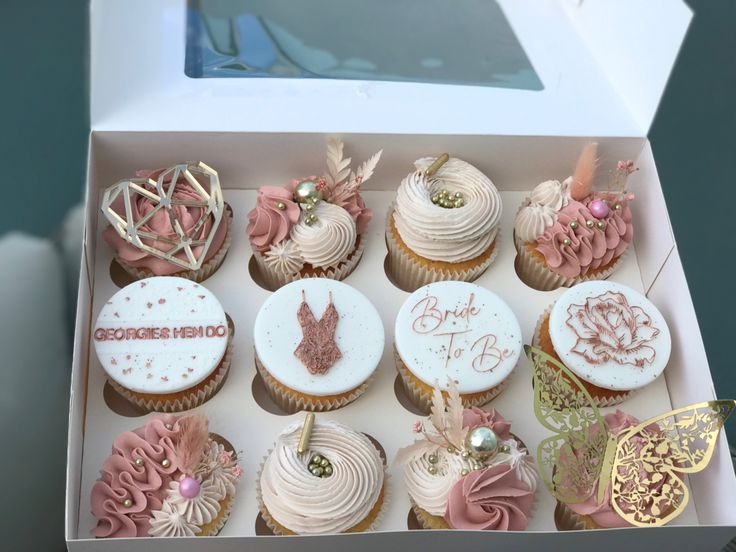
566,291 -> 660,367
91,414 -> 184,538
536,193 -> 633,279
567,410 -> 672,528
103,168 -> 229,275
444,464 -> 535,530
246,186 -> 300,252
462,407 -> 512,440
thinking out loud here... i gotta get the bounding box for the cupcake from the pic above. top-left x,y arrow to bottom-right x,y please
395,382 -> 538,530
385,154 -> 502,292
101,162 -> 232,283
257,416 -> 387,534
248,138 -> 382,290
514,143 -> 638,291
394,281 -> 522,412
553,410 -> 648,530
253,278 -> 384,413
533,280 -> 671,406
93,277 -> 233,412
90,413 -> 243,538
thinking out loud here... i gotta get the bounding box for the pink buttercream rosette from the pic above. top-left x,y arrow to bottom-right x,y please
104,168 -> 232,283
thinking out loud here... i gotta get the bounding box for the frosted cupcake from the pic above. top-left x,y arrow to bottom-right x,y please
394,281 -> 522,412
258,417 -> 387,534
396,382 -> 538,530
253,278 -> 384,413
93,277 -> 233,412
553,410 -> 670,530
385,154 -> 502,292
533,280 -> 671,406
91,414 -> 243,538
248,138 -> 382,290
514,143 -> 637,291
101,162 -> 232,283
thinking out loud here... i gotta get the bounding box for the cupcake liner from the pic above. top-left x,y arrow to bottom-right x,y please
385,206 -> 499,292
394,345 -> 511,413
252,236 -> 366,291
200,494 -> 235,536
255,446 -> 389,535
554,501 -> 593,531
109,321 -> 234,413
513,230 -> 626,292
532,306 -> 632,407
255,353 -> 373,413
116,203 -> 234,284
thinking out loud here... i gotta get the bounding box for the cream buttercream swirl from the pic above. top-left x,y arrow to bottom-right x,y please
290,202 -> 357,269
514,177 -> 572,243
393,157 -> 502,262
404,447 -> 466,516
260,420 -> 384,534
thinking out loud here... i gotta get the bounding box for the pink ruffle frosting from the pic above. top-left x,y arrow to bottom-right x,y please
246,186 -> 300,252
103,169 -> 229,275
536,193 -> 633,279
567,410 -> 671,528
90,414 -> 185,538
445,464 -> 534,531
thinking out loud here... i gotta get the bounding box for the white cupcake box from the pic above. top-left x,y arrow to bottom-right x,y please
66,1 -> 735,550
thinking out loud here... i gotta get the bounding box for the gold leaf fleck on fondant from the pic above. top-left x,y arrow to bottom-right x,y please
111,358 -> 117,365
147,302 -> 153,309
158,298 -> 166,305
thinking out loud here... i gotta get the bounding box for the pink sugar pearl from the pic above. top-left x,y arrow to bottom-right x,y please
179,476 -> 201,499
589,199 -> 610,219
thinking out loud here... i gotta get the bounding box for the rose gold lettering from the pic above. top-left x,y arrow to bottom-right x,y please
436,330 -> 471,368
411,296 -> 443,334
470,333 -> 511,373
93,328 -> 106,341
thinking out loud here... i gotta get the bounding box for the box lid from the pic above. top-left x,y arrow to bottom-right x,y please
90,0 -> 691,136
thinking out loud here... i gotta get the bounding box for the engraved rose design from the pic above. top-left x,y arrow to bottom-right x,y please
566,291 -> 659,367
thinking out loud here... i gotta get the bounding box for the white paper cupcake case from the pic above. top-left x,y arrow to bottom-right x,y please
385,206 -> 500,292
513,231 -> 626,292
394,345 -> 511,413
255,354 -> 374,413
109,326 -> 234,413
116,203 -> 234,284
532,305 -> 633,407
252,236 -> 366,291
255,450 -> 390,535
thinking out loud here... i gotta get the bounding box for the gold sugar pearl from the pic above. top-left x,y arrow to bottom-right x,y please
276,202 -> 286,210
563,238 -> 572,246
586,220 -> 595,228
134,458 -> 144,467
570,220 -> 579,230
428,465 -> 438,475
164,423 -> 173,430
614,204 -> 622,210
123,498 -> 133,508
460,468 -> 469,476
161,459 -> 171,468
597,220 -> 606,230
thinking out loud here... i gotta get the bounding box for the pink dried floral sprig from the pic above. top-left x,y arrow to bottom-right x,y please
412,420 -> 423,433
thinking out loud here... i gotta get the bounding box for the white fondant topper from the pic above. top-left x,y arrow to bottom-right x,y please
93,277 -> 229,394
549,280 -> 671,391
253,278 -> 384,397
394,281 -> 522,394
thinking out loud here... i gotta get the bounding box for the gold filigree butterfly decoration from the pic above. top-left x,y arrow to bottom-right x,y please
526,345 -> 735,527
101,161 -> 224,271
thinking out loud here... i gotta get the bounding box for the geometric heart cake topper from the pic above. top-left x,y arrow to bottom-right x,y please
525,345 -> 736,527
101,161 -> 224,270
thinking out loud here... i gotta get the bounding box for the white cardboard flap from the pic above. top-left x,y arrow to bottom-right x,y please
90,0 -> 690,136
